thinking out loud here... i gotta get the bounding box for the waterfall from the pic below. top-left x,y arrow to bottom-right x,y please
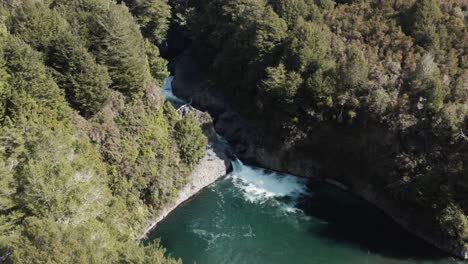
162,76 -> 186,104
231,158 -> 244,173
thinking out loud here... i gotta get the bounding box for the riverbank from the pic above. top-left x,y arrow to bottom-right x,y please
138,82 -> 231,240
170,49 -> 468,259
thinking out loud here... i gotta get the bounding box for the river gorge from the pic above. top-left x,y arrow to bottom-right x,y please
144,68 -> 462,264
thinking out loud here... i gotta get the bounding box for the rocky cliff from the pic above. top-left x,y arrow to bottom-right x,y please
171,50 -> 468,259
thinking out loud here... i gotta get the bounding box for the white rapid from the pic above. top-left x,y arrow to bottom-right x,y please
228,159 -> 308,204
151,68 -> 456,264
161,77 -> 308,207
162,76 -> 186,104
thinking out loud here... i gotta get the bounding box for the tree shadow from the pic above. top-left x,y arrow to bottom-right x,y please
296,181 -> 457,262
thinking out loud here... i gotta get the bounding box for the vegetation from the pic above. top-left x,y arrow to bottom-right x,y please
175,0 -> 468,250
0,0 -> 207,263
120,0 -> 171,45
0,0 -> 466,260
175,117 -> 208,169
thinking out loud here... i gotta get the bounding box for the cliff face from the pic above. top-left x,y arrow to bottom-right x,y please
171,50 -> 468,259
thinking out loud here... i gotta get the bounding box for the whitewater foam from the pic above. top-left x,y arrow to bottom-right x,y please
192,228 -> 232,250
228,159 -> 308,205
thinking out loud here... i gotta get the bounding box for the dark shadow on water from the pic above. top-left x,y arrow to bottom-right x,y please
296,180 -> 455,262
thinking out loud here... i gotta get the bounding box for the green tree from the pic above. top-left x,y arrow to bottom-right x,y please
283,18 -> 331,72
10,218 -> 114,263
425,77 -> 445,113
253,6 -> 287,55
259,63 -> 303,105
411,53 -> 447,113
9,217 -> 181,264
46,34 -> 112,117
54,0 -> 152,98
0,22 -> 9,122
271,0 -> 321,26
438,203 -> 468,239
0,137 -> 18,257
0,122 -> 110,223
410,0 -> 442,48
338,45 -> 368,91
8,1 -> 112,117
7,0 -> 68,51
3,35 -> 71,126
97,3 -> 152,98
368,88 -> 392,115
175,116 -> 207,169
145,40 -> 169,84
123,0 -> 172,45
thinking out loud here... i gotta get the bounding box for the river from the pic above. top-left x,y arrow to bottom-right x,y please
145,77 -> 461,264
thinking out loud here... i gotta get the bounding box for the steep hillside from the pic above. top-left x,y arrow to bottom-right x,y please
0,0 -> 207,263
170,0 -> 468,257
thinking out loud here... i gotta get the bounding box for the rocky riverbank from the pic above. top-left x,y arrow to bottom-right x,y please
170,49 -> 468,259
138,89 -> 230,240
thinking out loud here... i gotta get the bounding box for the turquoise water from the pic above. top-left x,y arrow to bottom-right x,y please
148,77 -> 461,264
145,160 -> 460,264
162,76 -> 185,104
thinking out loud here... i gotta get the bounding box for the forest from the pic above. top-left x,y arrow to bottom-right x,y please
171,0 -> 468,253
0,0 -> 467,262
0,0 -> 206,263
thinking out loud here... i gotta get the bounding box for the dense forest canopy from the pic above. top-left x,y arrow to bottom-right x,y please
0,0 -> 207,263
172,0 -> 468,252
0,0 -> 467,262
